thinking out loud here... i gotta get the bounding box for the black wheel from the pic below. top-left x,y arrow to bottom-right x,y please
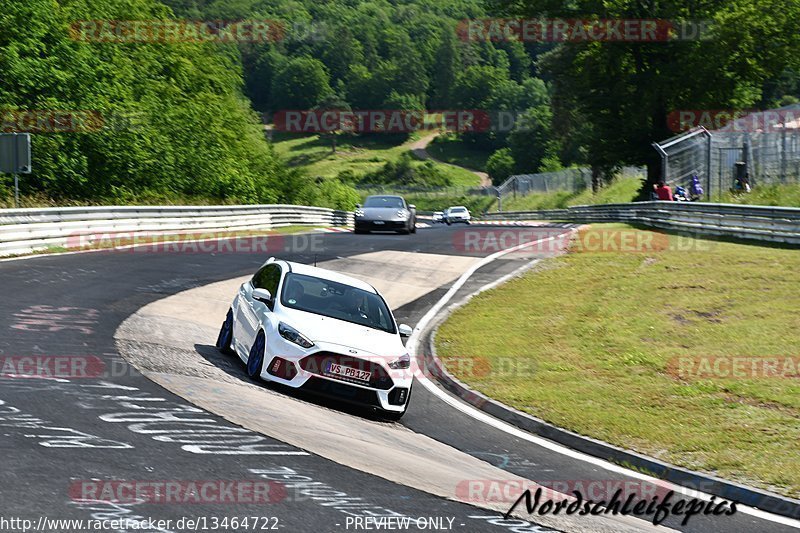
446,220 -> 452,225
215,309 -> 234,355
246,331 -> 267,379
354,228 -> 368,234
410,218 -> 417,233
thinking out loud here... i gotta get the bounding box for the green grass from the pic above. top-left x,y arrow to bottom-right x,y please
427,135 -> 491,172
717,183 -> 800,207
435,224 -> 800,498
270,132 -> 480,186
501,175 -> 644,211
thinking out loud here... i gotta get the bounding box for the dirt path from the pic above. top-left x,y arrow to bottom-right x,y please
408,132 -> 492,187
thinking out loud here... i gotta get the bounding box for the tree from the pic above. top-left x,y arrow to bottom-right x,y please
508,105 -> 559,174
430,27 -> 459,108
270,57 -> 332,112
312,93 -> 351,153
486,148 -> 515,185
498,0 -> 800,196
0,0 -> 293,204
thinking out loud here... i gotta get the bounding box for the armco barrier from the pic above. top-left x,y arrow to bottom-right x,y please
482,201 -> 800,245
0,205 -> 353,256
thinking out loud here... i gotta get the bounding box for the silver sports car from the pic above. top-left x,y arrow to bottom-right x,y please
354,195 -> 416,234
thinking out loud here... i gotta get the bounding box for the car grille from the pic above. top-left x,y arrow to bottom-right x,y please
357,220 -> 405,229
301,377 -> 381,407
298,352 -> 394,390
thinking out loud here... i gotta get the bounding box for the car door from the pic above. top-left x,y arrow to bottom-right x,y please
239,263 -> 282,350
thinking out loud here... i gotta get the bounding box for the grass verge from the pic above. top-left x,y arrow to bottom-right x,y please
716,183 -> 800,207
435,223 -> 800,498
500,176 -> 643,211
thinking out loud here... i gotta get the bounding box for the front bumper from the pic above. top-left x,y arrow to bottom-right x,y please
263,342 -> 413,412
355,218 -> 408,231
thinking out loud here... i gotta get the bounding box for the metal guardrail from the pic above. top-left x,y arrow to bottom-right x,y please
0,204 -> 353,256
481,201 -> 800,245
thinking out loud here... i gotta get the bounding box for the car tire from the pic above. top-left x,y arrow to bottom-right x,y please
246,331 -> 267,380
215,309 -> 235,355
354,228 -> 368,234
446,219 -> 451,225
410,219 -> 417,233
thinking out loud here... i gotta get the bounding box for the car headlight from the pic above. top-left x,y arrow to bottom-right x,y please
355,209 -> 365,217
388,353 -> 411,369
396,209 -> 409,218
278,322 -> 314,349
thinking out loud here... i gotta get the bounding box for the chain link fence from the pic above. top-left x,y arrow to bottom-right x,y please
496,166 -> 644,198
355,184 -> 492,198
653,104 -> 800,201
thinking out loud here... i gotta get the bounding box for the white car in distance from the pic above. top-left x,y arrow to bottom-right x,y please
216,258 -> 414,419
445,206 -> 471,225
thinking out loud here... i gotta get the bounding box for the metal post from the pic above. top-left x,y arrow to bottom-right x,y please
705,130 -> 712,202
12,133 -> 19,208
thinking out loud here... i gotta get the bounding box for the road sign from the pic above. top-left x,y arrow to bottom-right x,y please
0,133 -> 31,174
1,133 -> 31,207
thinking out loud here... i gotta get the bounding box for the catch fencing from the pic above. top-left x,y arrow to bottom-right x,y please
653,105 -> 800,200
496,166 -> 644,198
0,204 -> 353,256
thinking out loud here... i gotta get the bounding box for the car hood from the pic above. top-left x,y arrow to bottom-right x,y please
360,207 -> 405,220
282,307 -> 403,356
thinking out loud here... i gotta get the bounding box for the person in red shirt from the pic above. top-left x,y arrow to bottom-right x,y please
654,181 -> 674,201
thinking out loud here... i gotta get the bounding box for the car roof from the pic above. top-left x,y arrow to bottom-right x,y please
273,259 -> 377,293
365,195 -> 403,200
450,206 -> 467,210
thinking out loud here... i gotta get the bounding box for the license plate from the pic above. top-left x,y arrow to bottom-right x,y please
326,362 -> 371,382
373,221 -> 384,225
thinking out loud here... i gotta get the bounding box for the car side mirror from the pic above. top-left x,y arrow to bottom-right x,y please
355,203 -> 361,208
398,324 -> 413,337
252,288 -> 273,305
408,204 -> 415,210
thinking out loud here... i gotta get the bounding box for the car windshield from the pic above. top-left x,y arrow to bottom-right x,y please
452,207 -> 467,213
364,196 -> 404,209
280,273 -> 396,334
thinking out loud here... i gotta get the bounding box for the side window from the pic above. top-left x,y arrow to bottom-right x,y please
252,264 -> 281,297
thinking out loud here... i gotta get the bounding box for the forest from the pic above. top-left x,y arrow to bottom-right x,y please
1,0 -> 798,207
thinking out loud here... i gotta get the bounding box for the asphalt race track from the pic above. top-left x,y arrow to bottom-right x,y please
0,224 -> 794,533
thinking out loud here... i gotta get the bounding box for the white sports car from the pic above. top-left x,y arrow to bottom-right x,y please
216,258 -> 414,419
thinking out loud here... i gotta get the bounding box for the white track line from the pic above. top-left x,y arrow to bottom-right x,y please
407,231 -> 800,528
